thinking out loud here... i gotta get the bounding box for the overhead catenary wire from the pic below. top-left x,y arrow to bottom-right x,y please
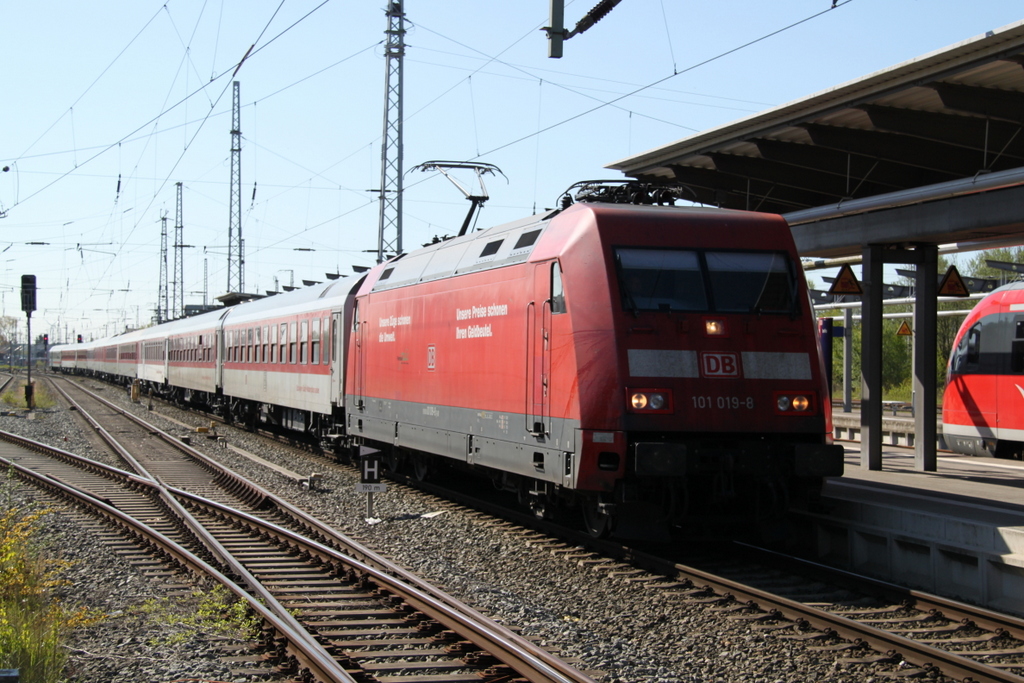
6,0 -> 336,215
476,0 -> 856,159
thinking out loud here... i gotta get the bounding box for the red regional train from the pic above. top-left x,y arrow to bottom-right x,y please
943,281 -> 1024,460
50,184 -> 844,536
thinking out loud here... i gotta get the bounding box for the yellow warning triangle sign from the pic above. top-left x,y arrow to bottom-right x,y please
938,265 -> 970,297
896,321 -> 912,336
828,264 -> 863,295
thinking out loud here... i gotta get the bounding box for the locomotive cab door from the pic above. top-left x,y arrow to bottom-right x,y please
527,261 -> 564,440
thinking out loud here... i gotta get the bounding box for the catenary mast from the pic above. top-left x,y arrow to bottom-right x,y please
377,2 -> 405,264
228,81 -> 243,292
157,214 -> 169,323
173,181 -> 184,319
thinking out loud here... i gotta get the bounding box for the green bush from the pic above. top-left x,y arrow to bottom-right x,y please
0,500 -> 102,683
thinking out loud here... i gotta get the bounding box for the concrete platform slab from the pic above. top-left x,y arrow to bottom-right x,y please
800,445 -> 1024,615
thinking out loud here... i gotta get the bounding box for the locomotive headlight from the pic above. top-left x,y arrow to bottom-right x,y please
774,391 -> 817,415
627,389 -> 673,413
705,319 -> 726,336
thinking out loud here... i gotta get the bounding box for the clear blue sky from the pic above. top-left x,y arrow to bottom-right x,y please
1,1 -> 1021,341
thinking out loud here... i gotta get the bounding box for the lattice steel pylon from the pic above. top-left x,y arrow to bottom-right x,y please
173,182 -> 184,319
227,80 -> 244,293
377,1 -> 405,264
157,214 -> 169,324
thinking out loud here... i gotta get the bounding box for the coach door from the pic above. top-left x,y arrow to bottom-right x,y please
215,329 -> 224,387
352,302 -> 366,409
527,261 -> 562,437
330,312 -> 344,402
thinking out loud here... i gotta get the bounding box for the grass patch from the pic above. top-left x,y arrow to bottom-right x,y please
139,584 -> 261,643
0,487 -> 104,682
0,380 -> 56,410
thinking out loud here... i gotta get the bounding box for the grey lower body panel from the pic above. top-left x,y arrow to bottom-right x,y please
347,397 -> 580,486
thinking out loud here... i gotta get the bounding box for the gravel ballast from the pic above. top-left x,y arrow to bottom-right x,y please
2,380 -> 932,682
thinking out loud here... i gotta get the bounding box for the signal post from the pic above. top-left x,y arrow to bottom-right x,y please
20,275 -> 36,409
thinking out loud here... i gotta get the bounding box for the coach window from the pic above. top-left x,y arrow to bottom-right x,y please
290,322 -> 297,364
300,320 -> 309,364
551,262 -> 566,314
271,324 -> 278,363
322,316 -> 330,364
280,324 -> 288,364
262,326 -> 268,363
311,319 -> 321,364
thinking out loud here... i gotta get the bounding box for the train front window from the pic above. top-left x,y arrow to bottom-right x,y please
617,248 -> 706,312
705,251 -> 795,314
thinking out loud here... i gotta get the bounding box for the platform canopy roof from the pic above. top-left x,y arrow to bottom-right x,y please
608,20 -> 1024,222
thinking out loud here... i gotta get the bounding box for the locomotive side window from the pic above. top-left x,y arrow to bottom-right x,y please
705,251 -> 795,314
965,324 -> 981,366
1014,320 -> 1024,374
551,263 -> 566,314
514,229 -> 541,250
480,240 -> 503,257
616,248 -> 707,312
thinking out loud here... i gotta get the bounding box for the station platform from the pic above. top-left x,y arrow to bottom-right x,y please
800,443 -> 1024,615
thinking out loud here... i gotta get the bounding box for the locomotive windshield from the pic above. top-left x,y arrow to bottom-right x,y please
616,248 -> 797,314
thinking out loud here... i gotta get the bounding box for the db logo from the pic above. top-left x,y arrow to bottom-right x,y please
701,352 -> 741,378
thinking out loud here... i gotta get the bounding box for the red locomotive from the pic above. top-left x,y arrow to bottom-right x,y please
51,182 -> 844,536
943,281 -> 1024,460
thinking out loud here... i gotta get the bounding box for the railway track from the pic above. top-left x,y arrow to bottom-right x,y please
392,474 -> 1024,683
43,373 -> 1024,681
13,375 -> 599,683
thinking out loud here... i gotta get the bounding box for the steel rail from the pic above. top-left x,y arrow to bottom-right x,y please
50,376 -> 270,505
47,378 -> 598,682
739,542 -> 1024,644
0,453 -> 357,683
45,380 -> 362,681
170,485 -> 596,683
625,547 -> 1024,683
393,471 -> 1024,683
